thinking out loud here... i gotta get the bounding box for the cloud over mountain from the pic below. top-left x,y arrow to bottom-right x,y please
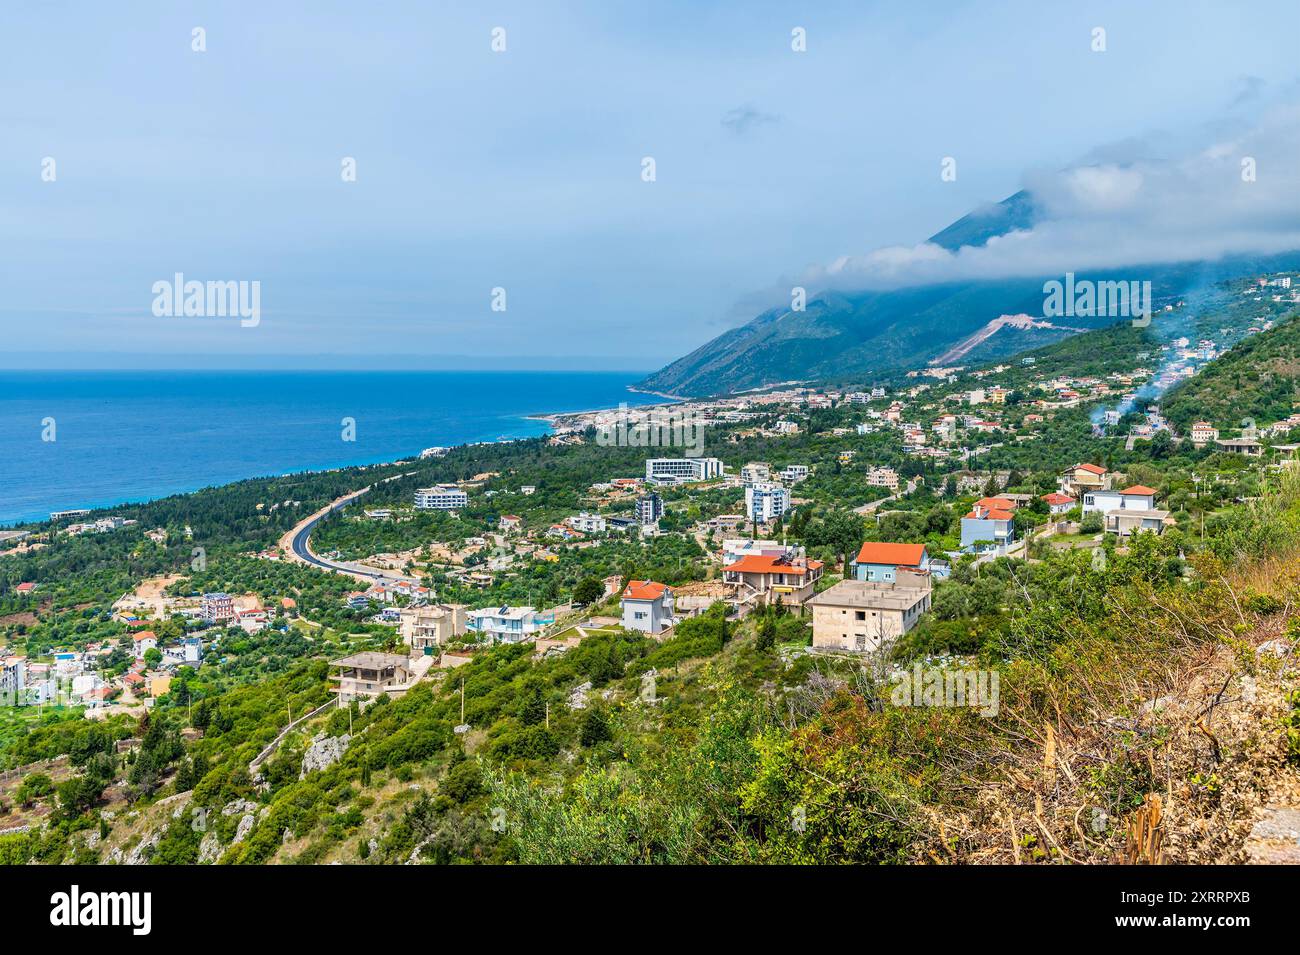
804,100 -> 1300,294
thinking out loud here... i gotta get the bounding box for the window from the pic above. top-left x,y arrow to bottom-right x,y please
855,611 -> 865,621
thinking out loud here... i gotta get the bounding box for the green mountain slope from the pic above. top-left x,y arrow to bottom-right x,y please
639,192 -> 1300,397
1162,312 -> 1300,432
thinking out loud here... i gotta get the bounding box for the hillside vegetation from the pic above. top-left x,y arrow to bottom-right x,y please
1163,313 -> 1300,432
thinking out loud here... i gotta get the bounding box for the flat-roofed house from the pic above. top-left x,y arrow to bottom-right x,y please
852,542 -> 929,583
1190,422 -> 1219,448
807,571 -> 932,653
0,656 -> 25,704
399,604 -> 468,654
1215,437 -> 1263,457
201,592 -> 235,624
466,605 -> 554,643
330,651 -> 413,705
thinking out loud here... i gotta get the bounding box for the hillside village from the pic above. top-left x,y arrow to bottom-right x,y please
3,273 -> 1300,865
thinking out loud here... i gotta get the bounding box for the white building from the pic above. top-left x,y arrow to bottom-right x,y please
466,605 -> 555,643
1190,421 -> 1219,447
0,656 -> 25,705
414,485 -> 468,510
620,580 -> 674,635
71,673 -> 102,700
866,467 -> 900,491
163,637 -> 203,667
721,538 -> 798,565
745,482 -> 789,524
644,457 -> 724,485
780,464 -> 809,483
566,512 -> 607,534
400,604 -> 468,653
740,462 -> 771,486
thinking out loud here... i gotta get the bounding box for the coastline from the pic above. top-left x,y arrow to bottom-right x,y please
2,374 -> 667,528
525,395 -> 685,428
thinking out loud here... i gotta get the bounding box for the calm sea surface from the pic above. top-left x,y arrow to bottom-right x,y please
0,371 -> 662,525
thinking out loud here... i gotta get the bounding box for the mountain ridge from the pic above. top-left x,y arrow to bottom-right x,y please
638,193 -> 1300,397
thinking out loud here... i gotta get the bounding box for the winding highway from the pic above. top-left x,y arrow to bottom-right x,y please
281,473 -> 421,585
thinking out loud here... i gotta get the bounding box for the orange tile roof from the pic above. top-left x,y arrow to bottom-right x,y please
622,580 -> 668,601
1120,485 -> 1158,496
974,496 -> 1018,510
1041,493 -> 1074,505
722,554 -> 823,576
966,506 -> 1015,521
854,542 -> 926,566
1070,463 -> 1107,475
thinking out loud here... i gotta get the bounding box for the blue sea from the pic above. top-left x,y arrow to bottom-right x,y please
0,371 -> 665,525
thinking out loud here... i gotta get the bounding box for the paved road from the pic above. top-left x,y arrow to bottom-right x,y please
283,473 -> 421,585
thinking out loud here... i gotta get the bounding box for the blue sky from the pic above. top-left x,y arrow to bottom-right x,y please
1,1 -> 1297,369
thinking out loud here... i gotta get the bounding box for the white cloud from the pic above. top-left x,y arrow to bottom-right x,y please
806,100 -> 1300,293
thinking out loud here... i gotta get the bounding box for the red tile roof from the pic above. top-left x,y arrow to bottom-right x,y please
974,496 -> 1018,511
966,506 -> 1016,521
15,582 -> 35,592
622,580 -> 668,601
854,542 -> 926,567
1070,463 -> 1107,475
1120,485 -> 1158,496
1041,493 -> 1074,505
722,555 -> 823,576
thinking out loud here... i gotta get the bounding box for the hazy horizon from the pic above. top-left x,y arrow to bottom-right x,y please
4,1 -> 1299,370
